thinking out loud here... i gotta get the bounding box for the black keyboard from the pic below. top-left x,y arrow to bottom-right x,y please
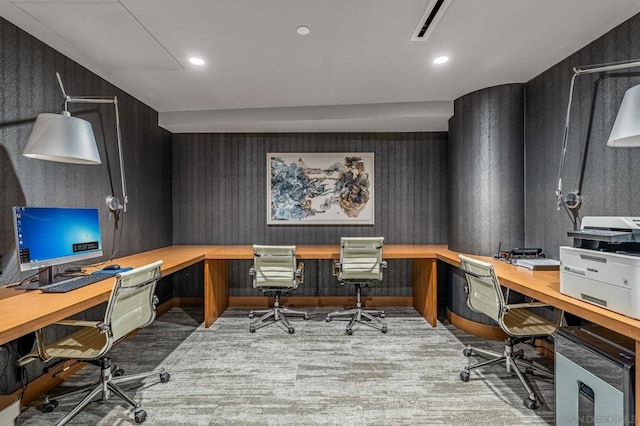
41,273 -> 115,293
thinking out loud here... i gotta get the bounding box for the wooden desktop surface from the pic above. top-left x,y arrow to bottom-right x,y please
3,243 -> 640,413
3,243 -> 640,341
0,245 -> 210,346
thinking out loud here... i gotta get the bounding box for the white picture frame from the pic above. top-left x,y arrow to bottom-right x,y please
267,152 -> 375,225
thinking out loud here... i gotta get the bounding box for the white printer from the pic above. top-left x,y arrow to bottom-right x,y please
560,216 -> 640,319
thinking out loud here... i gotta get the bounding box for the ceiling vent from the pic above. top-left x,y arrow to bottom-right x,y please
410,0 -> 452,41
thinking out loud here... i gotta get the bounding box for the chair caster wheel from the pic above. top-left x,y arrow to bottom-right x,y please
303,313 -> 310,320
249,325 -> 256,333
288,327 -> 295,334
380,312 -> 385,318
248,312 -> 255,319
346,328 -> 353,335
462,348 -> 473,357
160,372 -> 171,383
381,325 -> 387,333
113,367 -> 125,377
325,316 -> 332,322
459,371 -> 470,382
43,399 -> 58,413
134,408 -> 147,423
523,398 -> 538,409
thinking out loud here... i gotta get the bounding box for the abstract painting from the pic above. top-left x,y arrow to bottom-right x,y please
267,153 -> 374,225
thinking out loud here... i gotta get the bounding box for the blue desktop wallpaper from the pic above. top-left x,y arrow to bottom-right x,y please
14,207 -> 102,267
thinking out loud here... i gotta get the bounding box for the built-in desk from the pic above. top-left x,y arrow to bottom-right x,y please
0,245 -> 211,346
3,244 -> 640,415
202,244 -> 441,327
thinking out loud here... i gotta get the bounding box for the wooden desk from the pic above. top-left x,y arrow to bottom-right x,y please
202,244 -> 442,327
4,244 -> 640,414
0,244 -> 440,342
433,247 -> 640,418
0,245 -> 211,346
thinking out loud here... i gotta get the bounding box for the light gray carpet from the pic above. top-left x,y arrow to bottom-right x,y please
16,307 -> 554,425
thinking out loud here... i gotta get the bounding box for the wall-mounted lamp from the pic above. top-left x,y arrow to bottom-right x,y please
556,59 -> 640,230
23,73 -> 128,213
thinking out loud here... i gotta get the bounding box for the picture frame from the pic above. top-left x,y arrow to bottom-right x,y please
267,152 -> 374,225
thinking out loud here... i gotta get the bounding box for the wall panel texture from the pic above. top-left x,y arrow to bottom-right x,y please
448,84 -> 525,256
525,13 -> 640,259
0,18 -> 173,392
172,133 -> 448,296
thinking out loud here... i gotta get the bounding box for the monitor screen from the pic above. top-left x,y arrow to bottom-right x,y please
13,206 -> 103,273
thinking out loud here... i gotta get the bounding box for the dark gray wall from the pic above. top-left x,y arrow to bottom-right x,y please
525,13 -> 640,259
0,18 -> 173,393
448,84 -> 525,256
0,18 -> 173,285
172,132 -> 448,296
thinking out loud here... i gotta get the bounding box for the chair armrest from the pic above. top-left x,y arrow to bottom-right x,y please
459,267 -> 492,279
381,260 -> 388,269
296,262 -> 305,283
54,319 -> 103,328
249,266 -> 255,276
333,261 -> 341,276
18,319 -> 109,367
505,302 -> 552,310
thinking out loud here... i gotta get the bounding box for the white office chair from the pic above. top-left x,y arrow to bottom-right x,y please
17,261 -> 169,425
458,254 -> 563,409
249,245 -> 309,334
325,237 -> 388,335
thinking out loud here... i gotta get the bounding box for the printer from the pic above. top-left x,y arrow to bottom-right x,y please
560,216 -> 640,319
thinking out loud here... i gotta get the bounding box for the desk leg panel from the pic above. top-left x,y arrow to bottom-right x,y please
413,258 -> 437,327
204,259 -> 230,327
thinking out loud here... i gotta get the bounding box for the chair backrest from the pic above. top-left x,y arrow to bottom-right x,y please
458,254 -> 505,324
338,237 -> 385,281
252,245 -> 298,289
103,260 -> 163,342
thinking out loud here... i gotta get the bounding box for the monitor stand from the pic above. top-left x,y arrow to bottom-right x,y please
15,267 -> 57,290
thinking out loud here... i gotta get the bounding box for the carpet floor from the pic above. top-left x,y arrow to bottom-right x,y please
16,307 -> 555,425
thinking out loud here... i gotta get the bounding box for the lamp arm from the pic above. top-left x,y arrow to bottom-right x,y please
113,97 -> 128,211
555,71 -> 579,210
556,59 -> 640,229
63,95 -> 128,212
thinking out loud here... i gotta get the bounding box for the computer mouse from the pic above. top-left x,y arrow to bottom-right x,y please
103,264 -> 121,271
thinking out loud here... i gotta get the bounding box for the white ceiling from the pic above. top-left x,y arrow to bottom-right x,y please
2,0 -> 640,133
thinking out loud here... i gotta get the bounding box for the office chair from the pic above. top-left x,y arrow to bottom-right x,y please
17,261 -> 169,425
457,254 -> 563,409
325,237 -> 388,335
249,245 -> 309,334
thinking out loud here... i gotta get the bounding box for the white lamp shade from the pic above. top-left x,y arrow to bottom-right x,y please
607,83 -> 640,148
23,113 -> 101,164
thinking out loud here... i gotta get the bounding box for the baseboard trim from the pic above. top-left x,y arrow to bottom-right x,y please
227,296 -> 412,308
446,308 -> 507,341
167,297 -> 202,309
12,360 -> 86,407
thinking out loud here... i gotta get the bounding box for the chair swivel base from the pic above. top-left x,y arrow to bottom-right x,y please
42,357 -> 169,425
458,338 -> 553,409
325,283 -> 387,335
249,295 -> 309,334
325,306 -> 387,335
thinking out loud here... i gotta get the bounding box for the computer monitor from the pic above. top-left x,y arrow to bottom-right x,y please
12,206 -> 103,287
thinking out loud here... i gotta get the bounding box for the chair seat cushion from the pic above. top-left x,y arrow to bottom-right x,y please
502,308 -> 558,337
44,326 -> 109,360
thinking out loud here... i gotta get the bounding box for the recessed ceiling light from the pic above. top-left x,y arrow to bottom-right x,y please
433,56 -> 449,65
296,26 -> 311,36
188,57 -> 205,66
